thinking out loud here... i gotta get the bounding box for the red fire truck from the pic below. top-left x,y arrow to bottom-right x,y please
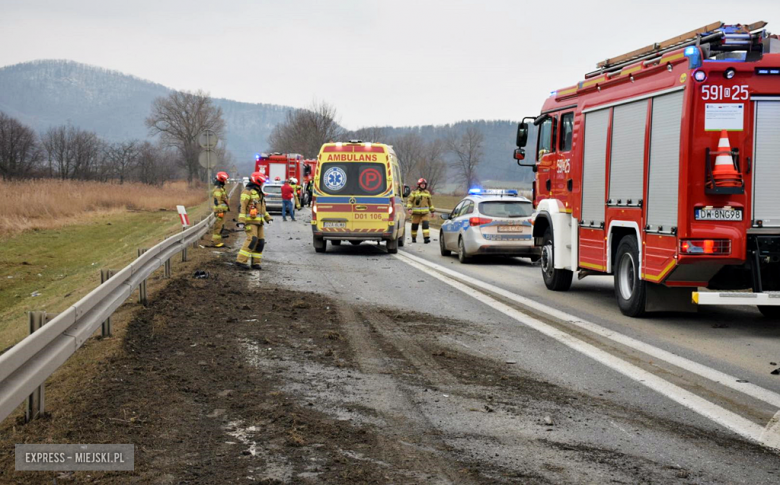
513,22 -> 780,317
255,153 -> 304,183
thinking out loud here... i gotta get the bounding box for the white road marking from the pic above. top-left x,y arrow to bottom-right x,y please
395,251 -> 778,449
398,250 -> 780,409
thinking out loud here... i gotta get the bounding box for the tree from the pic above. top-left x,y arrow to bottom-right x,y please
146,90 -> 226,183
415,139 -> 447,193
105,140 -> 140,184
0,112 -> 42,179
390,132 -> 425,183
40,125 -> 103,180
446,126 -> 484,190
268,100 -> 343,158
136,141 -> 179,185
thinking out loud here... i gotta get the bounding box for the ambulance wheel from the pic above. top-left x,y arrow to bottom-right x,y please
313,236 -> 326,253
541,227 -> 572,291
331,240 -> 342,246
614,236 -> 646,317
458,237 -> 471,264
398,229 -> 405,247
386,236 -> 399,254
350,240 -> 362,246
440,231 -> 451,256
758,306 -> 780,320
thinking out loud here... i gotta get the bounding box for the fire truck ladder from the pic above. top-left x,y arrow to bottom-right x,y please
586,21 -> 768,78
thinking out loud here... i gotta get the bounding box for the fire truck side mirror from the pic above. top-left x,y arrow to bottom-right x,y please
403,185 -> 411,198
516,122 -> 529,148
514,148 -> 525,161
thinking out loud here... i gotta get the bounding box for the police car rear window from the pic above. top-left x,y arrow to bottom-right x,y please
479,201 -> 533,218
319,162 -> 387,196
263,186 -> 282,195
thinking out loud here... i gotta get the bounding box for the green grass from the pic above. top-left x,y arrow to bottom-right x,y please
0,202 -> 210,352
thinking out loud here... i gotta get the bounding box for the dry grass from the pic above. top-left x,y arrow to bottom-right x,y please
0,180 -> 206,238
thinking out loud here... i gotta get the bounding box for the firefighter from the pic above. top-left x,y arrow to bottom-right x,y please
236,172 -> 273,270
407,178 -> 435,244
212,171 -> 230,248
289,177 -> 302,210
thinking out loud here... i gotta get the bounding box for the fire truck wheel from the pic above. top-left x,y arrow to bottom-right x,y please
758,305 -> 780,320
541,227 -> 572,291
331,240 -> 342,246
614,236 -> 646,317
386,236 -> 399,254
440,231 -> 451,256
313,236 -> 326,253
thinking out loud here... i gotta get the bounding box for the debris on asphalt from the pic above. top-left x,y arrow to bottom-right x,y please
193,270 -> 209,279
544,416 -> 554,426
30,291 -> 40,297
506,360 -> 517,364
771,368 -> 780,375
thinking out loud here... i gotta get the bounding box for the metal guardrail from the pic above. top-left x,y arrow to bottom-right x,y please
0,185 -> 237,424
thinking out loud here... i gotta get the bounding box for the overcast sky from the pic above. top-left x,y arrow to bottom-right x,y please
1,0 -> 777,128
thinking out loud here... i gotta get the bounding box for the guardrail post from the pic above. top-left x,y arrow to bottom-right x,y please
100,269 -> 116,337
26,311 -> 53,422
164,258 -> 172,278
137,248 -> 149,307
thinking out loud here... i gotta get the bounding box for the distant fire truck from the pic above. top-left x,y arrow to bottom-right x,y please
513,22 -> 780,317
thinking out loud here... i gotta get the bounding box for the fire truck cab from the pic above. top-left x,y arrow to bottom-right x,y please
514,22 -> 780,318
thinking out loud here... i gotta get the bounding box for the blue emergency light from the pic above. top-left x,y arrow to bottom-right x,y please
468,188 -> 519,196
684,46 -> 702,69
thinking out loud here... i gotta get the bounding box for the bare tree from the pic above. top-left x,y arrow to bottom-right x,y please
345,126 -> 387,143
0,112 -> 42,179
40,125 -> 103,180
446,126 -> 484,190
268,100 -> 343,158
415,138 -> 447,193
105,140 -> 140,184
135,141 -> 179,185
146,90 -> 226,183
390,132 -> 425,183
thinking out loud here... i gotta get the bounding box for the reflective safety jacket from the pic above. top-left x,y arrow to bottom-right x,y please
239,186 -> 272,225
212,185 -> 229,213
407,189 -> 435,214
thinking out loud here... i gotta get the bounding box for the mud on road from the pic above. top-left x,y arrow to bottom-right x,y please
1,252 -> 775,483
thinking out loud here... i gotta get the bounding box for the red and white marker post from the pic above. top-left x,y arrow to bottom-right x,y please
176,205 -> 190,228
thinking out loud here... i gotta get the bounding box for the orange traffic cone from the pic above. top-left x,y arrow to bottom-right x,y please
710,130 -> 742,188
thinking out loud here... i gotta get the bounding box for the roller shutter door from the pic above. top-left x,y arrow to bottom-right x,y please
753,101 -> 780,227
608,100 -> 648,205
581,109 -> 610,227
646,91 -> 684,232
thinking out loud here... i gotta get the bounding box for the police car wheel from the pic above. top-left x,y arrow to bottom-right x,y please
614,236 -> 646,317
313,236 -> 326,253
541,227 -> 572,291
331,240 -> 342,246
458,237 -> 471,264
440,231 -> 451,256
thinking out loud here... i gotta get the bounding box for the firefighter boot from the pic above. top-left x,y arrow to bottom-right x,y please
411,222 -> 419,243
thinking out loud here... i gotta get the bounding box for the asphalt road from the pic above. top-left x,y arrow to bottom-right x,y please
253,207 -> 780,482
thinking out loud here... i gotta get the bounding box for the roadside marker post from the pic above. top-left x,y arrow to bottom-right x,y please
177,205 -> 190,228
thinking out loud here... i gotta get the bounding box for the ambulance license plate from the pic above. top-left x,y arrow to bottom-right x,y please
323,221 -> 346,228
695,208 -> 743,221
498,225 -> 524,233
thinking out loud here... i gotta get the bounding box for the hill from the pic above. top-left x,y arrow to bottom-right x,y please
0,60 -> 533,186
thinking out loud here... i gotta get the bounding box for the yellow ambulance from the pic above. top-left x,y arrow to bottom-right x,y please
311,141 -> 410,253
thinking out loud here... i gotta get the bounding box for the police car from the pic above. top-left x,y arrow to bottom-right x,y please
439,189 -> 539,264
261,180 -> 284,213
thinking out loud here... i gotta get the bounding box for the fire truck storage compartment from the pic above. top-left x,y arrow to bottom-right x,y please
608,100 -> 647,207
646,91 -> 684,233
753,100 -> 780,227
269,163 -> 287,182
580,109 -> 610,227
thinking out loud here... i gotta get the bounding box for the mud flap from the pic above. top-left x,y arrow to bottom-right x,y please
645,283 -> 696,313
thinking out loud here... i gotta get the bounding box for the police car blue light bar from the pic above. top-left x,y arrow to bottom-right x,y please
468,188 -> 519,196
